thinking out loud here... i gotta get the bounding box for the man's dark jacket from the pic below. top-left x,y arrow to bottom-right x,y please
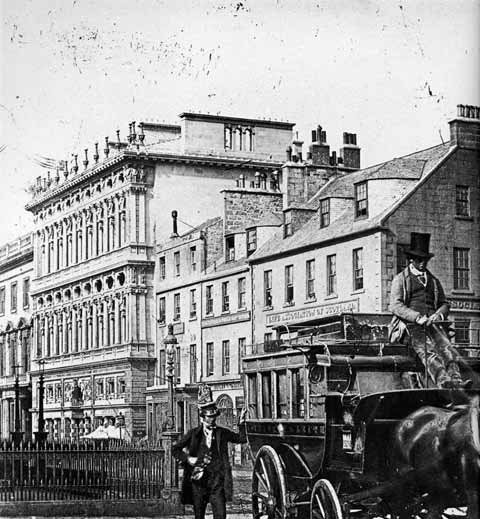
172,424 -> 246,505
389,266 -> 449,343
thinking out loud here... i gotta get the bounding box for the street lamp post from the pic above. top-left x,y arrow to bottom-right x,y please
163,323 -> 177,431
161,323 -> 180,497
11,364 -> 24,445
35,360 -> 48,443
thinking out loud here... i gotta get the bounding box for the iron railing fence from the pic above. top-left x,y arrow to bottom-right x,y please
0,439 -> 165,501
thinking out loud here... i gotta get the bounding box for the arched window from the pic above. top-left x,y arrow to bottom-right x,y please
224,126 -> 232,150
245,128 -> 253,151
235,127 -> 242,151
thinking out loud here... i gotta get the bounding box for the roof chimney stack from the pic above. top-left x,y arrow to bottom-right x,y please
171,210 -> 179,238
309,124 -> 330,166
339,132 -> 360,169
449,104 -> 480,150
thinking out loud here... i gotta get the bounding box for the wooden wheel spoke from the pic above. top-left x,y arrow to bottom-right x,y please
259,457 -> 271,491
253,490 -> 270,502
255,469 -> 271,493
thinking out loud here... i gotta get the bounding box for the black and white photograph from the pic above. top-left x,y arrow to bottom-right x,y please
0,1 -> 479,518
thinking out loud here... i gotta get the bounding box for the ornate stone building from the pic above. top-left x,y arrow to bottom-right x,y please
0,234 -> 33,440
26,112 -> 294,439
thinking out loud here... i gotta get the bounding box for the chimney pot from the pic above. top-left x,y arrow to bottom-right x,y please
320,131 -> 327,143
311,130 -> 317,143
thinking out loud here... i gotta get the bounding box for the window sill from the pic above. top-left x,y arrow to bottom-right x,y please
283,301 -> 295,308
455,215 -> 473,221
189,316 -> 197,321
451,290 -> 475,296
263,305 -> 273,311
351,289 -> 365,295
304,297 -> 317,304
158,322 -> 166,327
324,294 -> 338,300
221,310 -> 230,315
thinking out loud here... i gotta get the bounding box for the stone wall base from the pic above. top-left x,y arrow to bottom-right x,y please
0,495 -> 184,517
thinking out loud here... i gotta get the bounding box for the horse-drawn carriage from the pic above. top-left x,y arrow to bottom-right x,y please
242,313 -> 480,518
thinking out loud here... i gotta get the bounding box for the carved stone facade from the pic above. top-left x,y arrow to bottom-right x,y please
27,162 -> 156,440
0,234 -> 33,440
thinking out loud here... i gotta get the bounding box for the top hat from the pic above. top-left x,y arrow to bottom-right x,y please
405,232 -> 434,259
197,384 -> 219,415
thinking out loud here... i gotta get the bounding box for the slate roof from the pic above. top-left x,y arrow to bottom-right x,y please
312,142 -> 450,202
250,142 -> 452,262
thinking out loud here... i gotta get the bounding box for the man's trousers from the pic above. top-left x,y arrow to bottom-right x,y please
191,482 -> 226,519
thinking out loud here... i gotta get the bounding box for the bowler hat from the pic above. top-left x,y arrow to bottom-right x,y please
405,232 -> 434,259
197,384 -> 219,415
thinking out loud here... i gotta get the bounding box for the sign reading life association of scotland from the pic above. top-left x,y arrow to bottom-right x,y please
266,299 -> 359,327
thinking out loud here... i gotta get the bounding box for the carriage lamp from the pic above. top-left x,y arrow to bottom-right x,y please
163,324 -> 178,431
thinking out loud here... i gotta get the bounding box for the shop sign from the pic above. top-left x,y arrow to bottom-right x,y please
450,298 -> 480,312
266,299 -> 359,327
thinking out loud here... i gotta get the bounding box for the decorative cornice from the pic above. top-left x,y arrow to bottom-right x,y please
25,150 -> 283,212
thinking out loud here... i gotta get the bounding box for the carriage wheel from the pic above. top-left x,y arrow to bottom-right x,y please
252,445 -> 288,519
310,479 -> 343,519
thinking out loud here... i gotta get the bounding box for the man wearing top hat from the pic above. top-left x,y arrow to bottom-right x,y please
389,232 -> 468,388
172,384 -> 247,519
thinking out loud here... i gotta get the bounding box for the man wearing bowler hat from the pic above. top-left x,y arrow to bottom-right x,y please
389,232 -> 469,388
172,384 -> 247,519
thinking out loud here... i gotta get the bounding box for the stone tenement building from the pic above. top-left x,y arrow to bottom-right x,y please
148,124 -> 362,439
249,105 -> 480,361
25,112 -> 294,439
0,234 -> 33,440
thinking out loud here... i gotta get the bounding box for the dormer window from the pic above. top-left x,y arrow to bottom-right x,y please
320,199 -> 330,228
246,229 -> 257,256
355,182 -> 368,218
284,211 -> 292,237
226,235 -> 235,262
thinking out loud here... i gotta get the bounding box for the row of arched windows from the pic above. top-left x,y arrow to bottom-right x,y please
38,193 -> 128,276
34,294 -> 127,358
0,327 -> 30,377
224,126 -> 254,152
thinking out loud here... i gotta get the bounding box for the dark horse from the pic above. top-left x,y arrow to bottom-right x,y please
391,394 -> 480,518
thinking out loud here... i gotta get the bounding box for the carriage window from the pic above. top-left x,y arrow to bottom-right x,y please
261,372 -> 272,418
291,368 -> 305,418
247,374 -> 258,418
276,370 -> 288,419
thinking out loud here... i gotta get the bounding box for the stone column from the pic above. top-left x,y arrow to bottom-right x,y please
92,302 -> 98,348
62,310 -> 68,353
103,299 -> 109,347
53,311 -> 59,355
114,296 -> 121,344
138,191 -> 146,243
72,307 -> 78,352
82,304 -> 88,350
129,189 -> 137,244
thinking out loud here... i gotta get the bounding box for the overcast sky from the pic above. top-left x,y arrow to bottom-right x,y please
1,0 -> 479,244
